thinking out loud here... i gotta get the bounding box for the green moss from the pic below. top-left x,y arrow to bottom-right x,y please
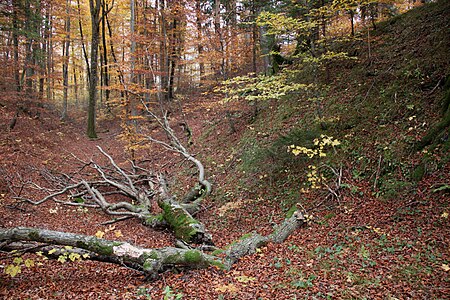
285,205 -> 298,218
144,214 -> 164,225
411,163 -> 426,182
209,259 -> 226,270
143,259 -> 156,272
184,250 -> 202,263
28,230 -> 40,241
239,233 -> 253,240
161,201 -> 200,242
165,253 -> 183,264
211,249 -> 224,256
148,250 -> 159,260
75,239 -> 120,256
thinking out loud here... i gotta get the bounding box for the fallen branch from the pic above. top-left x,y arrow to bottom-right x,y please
0,209 -> 305,279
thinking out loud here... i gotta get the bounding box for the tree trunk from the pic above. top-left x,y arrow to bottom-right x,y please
0,210 -> 305,279
101,1 -> 110,106
62,0 -> 71,120
196,0 -> 205,85
87,0 -> 101,139
12,0 -> 21,92
0,227 -> 222,280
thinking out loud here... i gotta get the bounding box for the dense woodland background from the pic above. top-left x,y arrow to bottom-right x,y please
0,0 -> 449,299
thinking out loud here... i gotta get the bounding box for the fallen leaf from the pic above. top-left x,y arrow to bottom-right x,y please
215,283 -> 238,293
441,264 -> 450,272
236,275 -> 256,283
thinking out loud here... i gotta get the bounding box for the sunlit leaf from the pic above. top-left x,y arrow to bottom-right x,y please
13,257 -> 23,265
24,259 -> 34,268
5,264 -> 21,277
95,231 -> 105,238
57,256 -> 66,264
236,275 -> 256,283
215,283 -> 238,293
69,253 -> 81,262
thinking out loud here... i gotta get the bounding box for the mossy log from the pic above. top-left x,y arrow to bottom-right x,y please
159,198 -> 212,245
0,210 -> 305,279
224,210 -> 305,268
0,227 -> 222,280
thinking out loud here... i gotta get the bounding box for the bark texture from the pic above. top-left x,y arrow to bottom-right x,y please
0,210 -> 305,279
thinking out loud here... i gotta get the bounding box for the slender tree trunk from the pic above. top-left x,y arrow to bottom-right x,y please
350,10 -> 355,37
72,44 -> 79,107
23,0 -> 34,96
167,18 -> 177,101
87,0 -> 101,139
101,1 -> 110,106
159,0 -> 169,102
12,0 -> 21,92
62,0 -> 71,120
195,0 -> 204,85
251,1 -> 258,75
46,11 -> 53,102
105,7 -> 125,99
77,0 -> 91,82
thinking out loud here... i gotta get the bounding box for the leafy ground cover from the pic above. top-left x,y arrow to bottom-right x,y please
1,2 -> 449,299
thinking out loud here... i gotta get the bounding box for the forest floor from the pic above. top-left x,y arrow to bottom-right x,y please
1,2 -> 450,300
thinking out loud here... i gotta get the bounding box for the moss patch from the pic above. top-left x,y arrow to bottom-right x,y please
184,250 -> 202,263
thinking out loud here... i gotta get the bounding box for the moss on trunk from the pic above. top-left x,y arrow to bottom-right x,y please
160,199 -> 212,245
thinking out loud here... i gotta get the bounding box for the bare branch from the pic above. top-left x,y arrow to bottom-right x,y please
96,146 -> 137,193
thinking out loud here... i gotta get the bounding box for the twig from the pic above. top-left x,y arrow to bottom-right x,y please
373,155 -> 383,190
100,216 -> 133,225
427,77 -> 443,95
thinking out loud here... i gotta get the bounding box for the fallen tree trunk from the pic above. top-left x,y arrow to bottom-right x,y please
0,210 -> 305,279
0,227 -> 222,280
13,144 -> 212,245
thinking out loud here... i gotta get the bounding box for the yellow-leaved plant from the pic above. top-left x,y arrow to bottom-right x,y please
289,134 -> 341,193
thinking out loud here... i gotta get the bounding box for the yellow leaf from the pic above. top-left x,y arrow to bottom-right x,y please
5,264 -> 21,277
441,264 -> 450,272
13,257 -> 23,265
57,256 -> 66,264
95,231 -> 105,238
24,259 -> 34,268
215,284 -> 238,293
236,275 -> 256,283
64,246 -> 73,250
441,212 -> 448,219
68,253 -> 81,262
48,248 -> 57,255
114,230 -> 123,238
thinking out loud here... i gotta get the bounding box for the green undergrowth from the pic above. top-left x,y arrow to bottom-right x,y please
222,2 -> 447,207
206,2 -> 450,257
